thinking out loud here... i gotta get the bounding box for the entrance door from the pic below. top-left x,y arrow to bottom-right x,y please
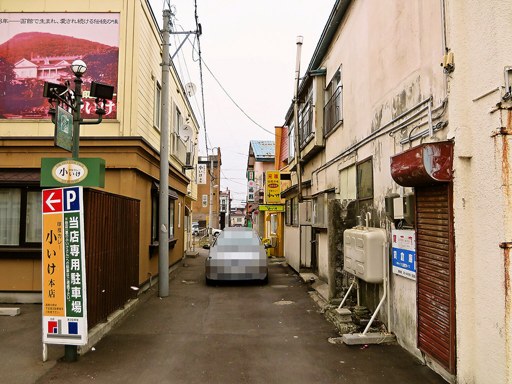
416,183 -> 456,373
300,225 -> 312,268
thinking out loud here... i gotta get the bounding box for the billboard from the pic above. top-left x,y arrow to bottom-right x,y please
0,13 -> 119,120
265,170 -> 281,204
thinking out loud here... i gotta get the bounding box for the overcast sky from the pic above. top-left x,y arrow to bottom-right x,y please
148,0 -> 333,206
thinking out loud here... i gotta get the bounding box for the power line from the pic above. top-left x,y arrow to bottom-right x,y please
175,25 -> 274,136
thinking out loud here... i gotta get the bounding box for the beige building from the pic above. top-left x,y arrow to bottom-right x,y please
191,150 -> 221,231
0,1 -> 199,299
281,0 -> 512,382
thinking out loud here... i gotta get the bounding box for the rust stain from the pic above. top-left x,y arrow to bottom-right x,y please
505,247 -> 510,363
504,110 -> 512,199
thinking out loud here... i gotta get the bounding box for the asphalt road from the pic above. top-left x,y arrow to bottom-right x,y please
27,250 -> 445,384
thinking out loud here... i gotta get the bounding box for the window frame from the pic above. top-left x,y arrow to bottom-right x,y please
150,187 -> 177,247
0,186 -> 43,259
324,67 -> 343,137
154,80 -> 162,130
356,157 -> 374,213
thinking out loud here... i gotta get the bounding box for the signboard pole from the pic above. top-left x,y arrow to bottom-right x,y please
42,187 -> 87,362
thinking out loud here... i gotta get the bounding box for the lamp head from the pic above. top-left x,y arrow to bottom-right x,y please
71,60 -> 87,77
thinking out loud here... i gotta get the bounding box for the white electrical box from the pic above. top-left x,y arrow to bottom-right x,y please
393,197 -> 404,219
343,227 -> 386,283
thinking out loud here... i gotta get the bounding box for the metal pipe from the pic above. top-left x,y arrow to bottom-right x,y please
293,35 -> 303,203
361,241 -> 388,336
428,101 -> 434,137
337,277 -> 356,310
313,97 -> 432,175
158,8 -> 171,298
209,152 -> 214,243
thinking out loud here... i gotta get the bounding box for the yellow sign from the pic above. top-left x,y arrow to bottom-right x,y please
265,171 -> 281,204
259,204 -> 285,212
42,212 -> 65,317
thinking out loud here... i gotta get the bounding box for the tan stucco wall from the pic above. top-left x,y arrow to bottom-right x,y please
0,0 -> 197,293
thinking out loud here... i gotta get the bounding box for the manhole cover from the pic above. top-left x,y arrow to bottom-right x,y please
271,285 -> 288,289
181,280 -> 197,285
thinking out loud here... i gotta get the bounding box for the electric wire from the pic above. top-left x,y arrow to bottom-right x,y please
176,24 -> 273,136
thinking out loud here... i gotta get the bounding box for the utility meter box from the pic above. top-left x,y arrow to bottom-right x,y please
343,227 -> 386,283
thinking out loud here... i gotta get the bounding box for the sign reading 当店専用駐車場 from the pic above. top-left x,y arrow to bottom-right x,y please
42,186 -> 88,345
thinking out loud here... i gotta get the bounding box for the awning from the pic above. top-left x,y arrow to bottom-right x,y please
390,141 -> 454,187
153,182 -> 179,199
0,169 -> 40,184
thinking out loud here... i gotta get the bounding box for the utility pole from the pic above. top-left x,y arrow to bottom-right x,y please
208,150 -> 215,243
158,8 -> 171,298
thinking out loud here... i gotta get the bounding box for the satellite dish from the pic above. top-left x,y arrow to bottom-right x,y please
179,124 -> 193,142
184,83 -> 197,97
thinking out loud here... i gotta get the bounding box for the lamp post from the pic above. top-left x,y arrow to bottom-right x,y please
44,59 -> 114,159
70,60 -> 87,158
43,60 -> 114,363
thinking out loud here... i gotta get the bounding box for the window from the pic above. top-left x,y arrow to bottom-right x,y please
324,67 -> 342,136
292,197 -> 299,225
270,214 -> 278,235
312,194 -> 326,227
285,199 -> 292,225
357,158 -> 373,212
154,81 -> 162,129
0,187 -> 42,247
288,121 -> 295,161
175,106 -> 183,135
299,90 -> 313,147
151,189 -> 177,244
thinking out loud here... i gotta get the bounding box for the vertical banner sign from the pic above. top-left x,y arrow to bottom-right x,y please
391,229 -> 416,280
247,180 -> 255,202
265,171 -> 281,204
197,164 -> 207,184
42,186 -> 87,345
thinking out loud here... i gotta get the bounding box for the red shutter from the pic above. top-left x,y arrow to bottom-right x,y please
416,184 -> 456,373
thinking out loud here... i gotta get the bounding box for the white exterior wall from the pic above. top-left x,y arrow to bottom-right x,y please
284,225 -> 300,272
301,0 -> 447,370
448,1 -> 512,382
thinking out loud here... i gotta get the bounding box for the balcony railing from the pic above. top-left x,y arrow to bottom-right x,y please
324,86 -> 342,137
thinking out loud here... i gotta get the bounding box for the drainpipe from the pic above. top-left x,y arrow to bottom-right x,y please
293,35 -> 303,203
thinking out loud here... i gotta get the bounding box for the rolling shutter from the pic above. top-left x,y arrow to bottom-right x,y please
416,183 -> 456,373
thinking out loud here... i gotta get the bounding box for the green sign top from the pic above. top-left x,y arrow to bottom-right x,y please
41,158 -> 105,188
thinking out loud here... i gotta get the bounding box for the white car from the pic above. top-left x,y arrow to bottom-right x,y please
205,227 -> 268,284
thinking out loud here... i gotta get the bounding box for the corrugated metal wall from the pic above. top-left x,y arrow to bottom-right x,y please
84,189 -> 140,329
416,183 -> 456,373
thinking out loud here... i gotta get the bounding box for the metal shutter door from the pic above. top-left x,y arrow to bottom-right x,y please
416,183 -> 456,373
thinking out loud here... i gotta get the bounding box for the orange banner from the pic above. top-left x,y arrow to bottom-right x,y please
42,213 -> 65,317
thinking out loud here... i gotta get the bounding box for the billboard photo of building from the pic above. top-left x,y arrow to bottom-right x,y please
0,13 -> 119,119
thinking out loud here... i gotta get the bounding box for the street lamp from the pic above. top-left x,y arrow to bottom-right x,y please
44,59 -> 114,158
42,59 -> 114,363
